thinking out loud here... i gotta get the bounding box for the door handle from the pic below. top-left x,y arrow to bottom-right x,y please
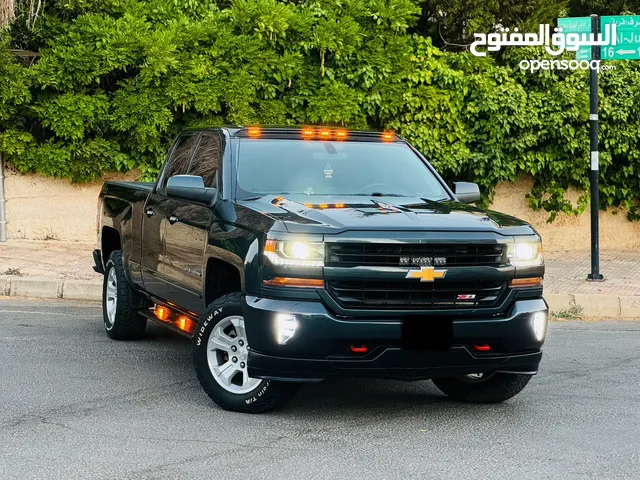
168,215 -> 179,225
145,208 -> 155,218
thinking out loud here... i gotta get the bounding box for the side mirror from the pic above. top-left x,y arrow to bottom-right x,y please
454,182 -> 481,204
166,175 -> 215,203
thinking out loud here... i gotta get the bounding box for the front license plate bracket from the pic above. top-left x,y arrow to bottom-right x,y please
402,316 -> 453,351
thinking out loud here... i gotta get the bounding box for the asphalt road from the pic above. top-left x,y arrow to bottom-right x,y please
1,299 -> 638,480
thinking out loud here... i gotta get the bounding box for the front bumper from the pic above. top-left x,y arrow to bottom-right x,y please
244,296 -> 548,382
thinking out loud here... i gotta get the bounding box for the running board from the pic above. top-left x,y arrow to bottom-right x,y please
139,305 -> 198,338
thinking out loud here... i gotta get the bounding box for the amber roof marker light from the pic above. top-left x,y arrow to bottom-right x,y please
247,127 -> 261,137
382,131 -> 394,142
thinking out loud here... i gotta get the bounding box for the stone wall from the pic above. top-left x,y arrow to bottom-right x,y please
3,170 -> 138,243
3,172 -> 640,250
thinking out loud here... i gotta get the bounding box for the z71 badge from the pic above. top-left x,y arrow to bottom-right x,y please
405,266 -> 447,282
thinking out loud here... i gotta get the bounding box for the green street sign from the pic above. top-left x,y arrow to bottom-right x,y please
601,15 -> 640,60
557,17 -> 592,61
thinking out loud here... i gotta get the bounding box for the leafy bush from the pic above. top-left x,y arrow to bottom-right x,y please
0,0 -> 639,220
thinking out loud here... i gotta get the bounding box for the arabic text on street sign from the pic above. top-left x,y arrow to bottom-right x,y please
601,16 -> 640,60
557,17 -> 592,61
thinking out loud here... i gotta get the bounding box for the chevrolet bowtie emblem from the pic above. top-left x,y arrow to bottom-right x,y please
405,266 -> 448,282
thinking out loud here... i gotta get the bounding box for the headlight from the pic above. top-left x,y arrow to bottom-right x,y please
508,241 -> 543,266
264,239 -> 324,267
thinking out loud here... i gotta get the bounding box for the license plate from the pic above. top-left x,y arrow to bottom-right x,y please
402,316 -> 453,351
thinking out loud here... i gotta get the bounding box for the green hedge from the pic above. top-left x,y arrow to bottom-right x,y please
1,0 -> 640,220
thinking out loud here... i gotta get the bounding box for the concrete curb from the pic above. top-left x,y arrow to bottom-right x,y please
0,276 -> 639,318
0,276 -> 102,302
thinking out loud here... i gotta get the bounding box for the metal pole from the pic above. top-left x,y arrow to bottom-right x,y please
0,152 -> 6,242
588,14 -> 603,280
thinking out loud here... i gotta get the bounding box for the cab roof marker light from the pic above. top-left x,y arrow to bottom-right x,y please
302,129 -> 314,138
382,131 -> 394,141
336,130 -> 348,140
319,130 -> 331,138
247,127 -> 261,137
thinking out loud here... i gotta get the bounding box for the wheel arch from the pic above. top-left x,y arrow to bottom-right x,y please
204,257 -> 243,306
101,226 -> 121,263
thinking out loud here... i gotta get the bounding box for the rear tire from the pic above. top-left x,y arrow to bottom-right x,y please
102,250 -> 147,340
193,292 -> 299,413
432,372 -> 532,403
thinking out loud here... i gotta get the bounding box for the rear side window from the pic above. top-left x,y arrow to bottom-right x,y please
188,131 -> 224,187
160,133 -> 199,191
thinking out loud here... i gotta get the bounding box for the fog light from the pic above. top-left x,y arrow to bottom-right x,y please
276,314 -> 298,345
531,311 -> 547,341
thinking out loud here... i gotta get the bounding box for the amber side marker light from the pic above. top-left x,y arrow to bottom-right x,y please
509,277 -> 543,288
176,316 -> 196,334
264,239 -> 277,253
263,277 -> 324,288
154,305 -> 170,320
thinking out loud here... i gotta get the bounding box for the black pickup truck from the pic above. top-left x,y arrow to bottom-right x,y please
94,127 -> 548,413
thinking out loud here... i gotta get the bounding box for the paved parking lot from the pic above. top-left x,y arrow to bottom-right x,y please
1,299 -> 639,479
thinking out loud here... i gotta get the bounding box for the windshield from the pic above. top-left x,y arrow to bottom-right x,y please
236,139 -> 449,199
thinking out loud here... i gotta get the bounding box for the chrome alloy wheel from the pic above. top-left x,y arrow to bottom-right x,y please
105,267 -> 118,328
206,315 -> 261,394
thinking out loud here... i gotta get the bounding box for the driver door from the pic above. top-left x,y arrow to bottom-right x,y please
162,130 -> 223,313
141,132 -> 200,299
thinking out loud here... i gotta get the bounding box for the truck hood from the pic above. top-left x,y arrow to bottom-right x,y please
239,195 -> 536,236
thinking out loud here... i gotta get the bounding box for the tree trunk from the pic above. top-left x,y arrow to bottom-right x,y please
0,0 -> 16,29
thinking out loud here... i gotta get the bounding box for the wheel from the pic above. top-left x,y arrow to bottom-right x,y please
193,292 -> 299,413
102,250 -> 147,340
432,372 -> 533,403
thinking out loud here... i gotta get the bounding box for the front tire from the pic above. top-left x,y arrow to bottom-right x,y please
193,292 -> 299,413
432,372 -> 533,403
102,250 -> 147,340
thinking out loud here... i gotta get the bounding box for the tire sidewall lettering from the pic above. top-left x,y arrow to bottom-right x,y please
244,381 -> 270,404
195,307 -> 224,346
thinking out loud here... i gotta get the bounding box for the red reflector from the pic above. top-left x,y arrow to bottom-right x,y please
350,345 -> 368,353
473,344 -> 491,352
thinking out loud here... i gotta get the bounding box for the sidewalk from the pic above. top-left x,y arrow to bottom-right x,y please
1,240 -> 638,317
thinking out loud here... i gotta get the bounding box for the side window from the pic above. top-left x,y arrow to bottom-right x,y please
188,131 -> 225,187
160,133 -> 199,191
